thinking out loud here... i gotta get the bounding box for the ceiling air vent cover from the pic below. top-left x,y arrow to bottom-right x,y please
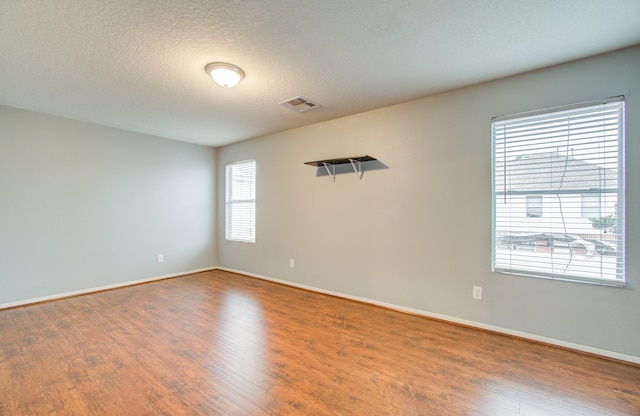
279,96 -> 321,113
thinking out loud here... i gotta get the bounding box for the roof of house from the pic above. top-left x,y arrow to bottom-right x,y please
495,152 -> 618,193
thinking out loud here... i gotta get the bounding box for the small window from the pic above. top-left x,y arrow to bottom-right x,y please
526,195 -> 543,218
225,160 -> 256,243
492,97 -> 625,285
581,193 -> 601,219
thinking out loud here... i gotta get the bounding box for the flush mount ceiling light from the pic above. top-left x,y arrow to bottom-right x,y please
204,62 -> 245,88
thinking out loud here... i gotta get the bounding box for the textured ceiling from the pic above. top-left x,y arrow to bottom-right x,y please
1,1 -> 639,147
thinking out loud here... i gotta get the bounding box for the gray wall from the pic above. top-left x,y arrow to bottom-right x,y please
217,46 -> 640,358
0,106 -> 217,305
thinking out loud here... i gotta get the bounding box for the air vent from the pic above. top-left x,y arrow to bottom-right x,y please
279,96 -> 321,113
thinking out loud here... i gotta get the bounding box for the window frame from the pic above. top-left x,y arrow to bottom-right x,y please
491,97 -> 625,286
225,159 -> 256,243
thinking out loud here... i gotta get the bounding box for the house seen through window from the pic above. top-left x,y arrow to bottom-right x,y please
492,97 -> 625,285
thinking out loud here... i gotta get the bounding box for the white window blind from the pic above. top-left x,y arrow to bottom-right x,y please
492,97 -> 625,285
225,160 -> 256,243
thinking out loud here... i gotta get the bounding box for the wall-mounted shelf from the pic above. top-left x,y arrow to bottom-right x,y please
305,155 -> 377,180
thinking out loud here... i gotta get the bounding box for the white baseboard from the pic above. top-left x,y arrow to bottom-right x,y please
0,267 -> 217,310
215,266 -> 640,365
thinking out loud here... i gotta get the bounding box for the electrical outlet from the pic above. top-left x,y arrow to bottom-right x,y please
472,286 -> 483,300
289,259 -> 295,268
157,254 -> 164,263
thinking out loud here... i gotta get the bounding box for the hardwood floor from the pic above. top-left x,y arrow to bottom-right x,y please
1,270 -> 639,415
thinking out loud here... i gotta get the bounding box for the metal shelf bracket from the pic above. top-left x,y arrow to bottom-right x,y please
322,161 -> 337,181
348,158 -> 364,180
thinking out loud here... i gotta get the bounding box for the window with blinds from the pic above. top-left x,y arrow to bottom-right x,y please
225,160 -> 256,243
491,97 -> 625,285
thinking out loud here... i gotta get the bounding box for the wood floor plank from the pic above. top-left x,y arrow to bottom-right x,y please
1,269 -> 639,415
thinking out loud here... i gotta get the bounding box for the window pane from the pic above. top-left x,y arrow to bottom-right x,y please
492,98 -> 625,285
581,194 -> 601,219
526,195 -> 543,218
